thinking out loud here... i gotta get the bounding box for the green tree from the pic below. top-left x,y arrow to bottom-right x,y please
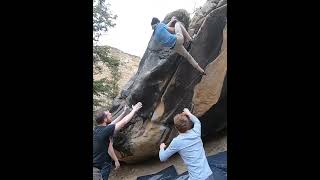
93,0 -> 120,110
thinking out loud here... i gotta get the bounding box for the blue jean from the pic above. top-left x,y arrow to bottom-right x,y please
205,174 -> 215,180
100,162 -> 112,180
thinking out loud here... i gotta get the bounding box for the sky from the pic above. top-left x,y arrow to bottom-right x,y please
98,0 -> 206,57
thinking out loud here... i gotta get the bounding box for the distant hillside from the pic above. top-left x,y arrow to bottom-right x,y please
93,46 -> 141,108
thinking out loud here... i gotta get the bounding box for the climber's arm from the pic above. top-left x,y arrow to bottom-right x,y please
108,139 -> 120,170
159,141 -> 178,162
110,105 -> 128,125
115,102 -> 142,131
166,17 -> 177,34
167,16 -> 177,27
167,27 -> 175,34
183,108 -> 201,135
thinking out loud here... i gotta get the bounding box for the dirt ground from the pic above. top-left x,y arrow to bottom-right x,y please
109,132 -> 227,180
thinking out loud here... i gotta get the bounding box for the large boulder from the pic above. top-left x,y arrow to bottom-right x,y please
110,0 -> 227,163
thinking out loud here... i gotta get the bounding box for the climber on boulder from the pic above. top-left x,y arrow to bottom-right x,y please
93,102 -> 143,180
151,16 -> 206,75
158,108 -> 213,180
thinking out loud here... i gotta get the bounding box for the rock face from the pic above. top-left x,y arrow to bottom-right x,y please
110,0 -> 227,163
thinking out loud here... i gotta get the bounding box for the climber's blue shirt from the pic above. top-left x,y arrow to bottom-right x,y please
154,23 -> 177,48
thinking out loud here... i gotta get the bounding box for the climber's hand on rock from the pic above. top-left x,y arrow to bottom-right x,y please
160,143 -> 166,149
132,102 -> 142,112
183,108 -> 191,116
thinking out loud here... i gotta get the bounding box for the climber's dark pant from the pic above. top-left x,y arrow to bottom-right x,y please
100,162 -> 112,180
205,174 -> 215,180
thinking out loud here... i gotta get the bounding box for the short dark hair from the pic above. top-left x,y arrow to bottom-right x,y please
95,110 -> 106,125
151,17 -> 160,26
173,113 -> 193,133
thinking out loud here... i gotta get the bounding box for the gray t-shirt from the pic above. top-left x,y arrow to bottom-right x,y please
159,114 -> 213,180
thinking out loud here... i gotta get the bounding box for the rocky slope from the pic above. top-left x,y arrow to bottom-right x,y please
93,46 -> 141,107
